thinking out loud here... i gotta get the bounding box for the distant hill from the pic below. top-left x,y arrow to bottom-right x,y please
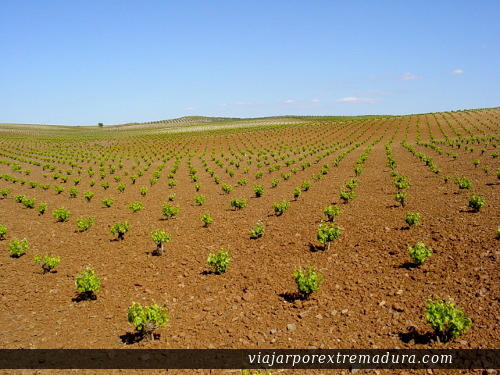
0,108 -> 497,138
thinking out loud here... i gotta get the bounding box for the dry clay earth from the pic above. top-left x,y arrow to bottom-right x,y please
0,111 -> 498,375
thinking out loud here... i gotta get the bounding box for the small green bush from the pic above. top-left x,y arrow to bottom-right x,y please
38,202 -> 47,215
273,200 -> 290,216
0,187 -> 11,197
230,197 -> 247,210
468,194 -> 485,212
0,223 -> 7,239
405,212 -> 420,228
168,179 -> 177,188
110,221 -> 130,240
346,178 -> 358,190
54,185 -> 64,194
301,180 -> 311,191
426,298 -> 472,342
241,370 -> 273,375
151,229 -> 171,256
168,193 -> 176,201
253,185 -> 264,197
354,165 -> 362,176
76,217 -> 94,232
294,266 -> 323,298
139,186 -> 148,196
128,201 -> 144,213
9,238 -> 29,257
194,194 -> 206,206
454,176 -> 472,190
128,301 -> 169,341
237,179 -> 247,186
317,222 -> 341,251
340,189 -> 355,203
162,203 -> 180,219
14,194 -> 25,203
102,197 -> 114,207
394,176 -> 411,190
53,207 -> 71,222
68,187 -> 78,198
221,184 -> 233,194
75,266 -> 101,299
271,179 -> 280,188
200,213 -> 213,227
395,192 -> 407,207
101,181 -> 110,189
83,190 -> 95,202
207,249 -> 230,274
22,196 -> 36,208
250,221 -> 265,239
116,183 -> 126,193
408,242 -> 432,266
323,205 -> 340,222
293,187 -> 301,199
34,254 -> 61,274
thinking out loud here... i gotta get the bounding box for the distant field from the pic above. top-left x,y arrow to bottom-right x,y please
0,108 -> 498,373
0,114 -> 390,137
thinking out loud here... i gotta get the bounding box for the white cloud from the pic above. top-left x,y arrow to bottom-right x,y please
284,99 -> 295,103
399,72 -> 423,81
451,69 -> 464,75
185,107 -> 196,111
310,99 -> 320,103
335,97 -> 377,103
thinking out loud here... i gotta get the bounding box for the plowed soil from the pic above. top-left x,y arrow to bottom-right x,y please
0,109 -> 498,375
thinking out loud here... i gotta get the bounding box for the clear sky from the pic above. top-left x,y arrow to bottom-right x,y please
1,1 -> 498,125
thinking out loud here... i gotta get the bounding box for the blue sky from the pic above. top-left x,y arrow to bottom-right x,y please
1,1 -> 498,125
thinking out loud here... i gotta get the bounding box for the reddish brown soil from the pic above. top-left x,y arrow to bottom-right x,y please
0,109 -> 498,375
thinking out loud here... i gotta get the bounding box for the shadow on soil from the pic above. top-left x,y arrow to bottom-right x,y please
308,243 -> 324,252
459,209 -> 479,214
279,292 -> 307,303
397,262 -> 418,270
398,326 -> 435,345
72,293 -> 97,303
386,204 -> 401,209
120,332 -> 160,345
200,270 -> 217,275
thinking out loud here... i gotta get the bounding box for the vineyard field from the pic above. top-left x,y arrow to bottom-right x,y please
0,108 -> 498,373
